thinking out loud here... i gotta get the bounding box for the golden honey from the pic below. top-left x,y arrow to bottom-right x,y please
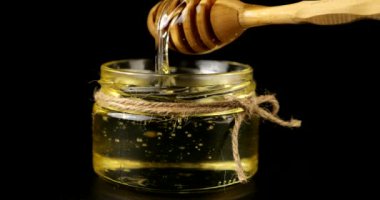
93,59 -> 259,192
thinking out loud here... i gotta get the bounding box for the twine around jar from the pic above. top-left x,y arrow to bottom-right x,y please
94,91 -> 301,182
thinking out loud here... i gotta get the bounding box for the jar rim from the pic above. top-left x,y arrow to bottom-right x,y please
101,59 -> 253,77
100,59 -> 254,88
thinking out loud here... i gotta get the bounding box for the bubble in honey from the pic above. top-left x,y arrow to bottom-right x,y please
136,138 -> 143,142
115,138 -> 120,143
102,116 -> 108,121
144,131 -> 158,138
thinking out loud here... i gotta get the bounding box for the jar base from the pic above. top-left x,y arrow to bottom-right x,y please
93,153 -> 258,193
95,168 -> 257,193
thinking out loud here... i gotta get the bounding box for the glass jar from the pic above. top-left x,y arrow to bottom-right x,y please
92,59 -> 259,192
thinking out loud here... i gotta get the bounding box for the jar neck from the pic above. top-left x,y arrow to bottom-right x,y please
99,59 -> 255,102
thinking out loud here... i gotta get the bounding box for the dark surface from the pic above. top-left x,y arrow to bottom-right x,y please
16,0 -> 379,199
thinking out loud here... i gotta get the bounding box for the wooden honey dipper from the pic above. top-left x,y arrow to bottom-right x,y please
148,0 -> 380,54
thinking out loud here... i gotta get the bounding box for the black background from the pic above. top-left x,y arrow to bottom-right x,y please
17,0 -> 379,199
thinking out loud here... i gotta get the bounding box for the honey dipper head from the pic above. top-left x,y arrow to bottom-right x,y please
147,0 -> 246,55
